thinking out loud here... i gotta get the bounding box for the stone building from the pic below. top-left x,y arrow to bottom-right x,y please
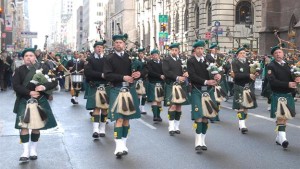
259,0 -> 300,55
135,0 -> 262,54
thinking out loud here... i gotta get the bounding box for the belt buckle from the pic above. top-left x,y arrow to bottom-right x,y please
155,83 -> 161,87
201,86 -> 208,91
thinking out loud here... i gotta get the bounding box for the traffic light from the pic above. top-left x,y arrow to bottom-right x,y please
161,24 -> 167,32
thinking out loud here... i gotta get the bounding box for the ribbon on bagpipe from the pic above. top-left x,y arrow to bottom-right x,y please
135,79 -> 146,95
241,85 -> 256,109
111,87 -> 136,116
214,84 -> 227,103
154,83 -> 164,102
18,98 -> 48,129
275,97 -> 295,120
193,86 -> 219,118
171,82 -> 187,104
95,85 -> 109,109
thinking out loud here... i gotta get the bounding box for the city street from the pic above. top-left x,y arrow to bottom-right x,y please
1,89 -> 300,169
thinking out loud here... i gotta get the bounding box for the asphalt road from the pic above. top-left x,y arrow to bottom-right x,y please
1,89 -> 300,169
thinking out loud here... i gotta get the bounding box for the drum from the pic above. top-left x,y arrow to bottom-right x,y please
71,74 -> 83,83
227,75 -> 234,83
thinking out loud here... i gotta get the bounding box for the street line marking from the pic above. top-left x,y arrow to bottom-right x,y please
41,121 -> 65,135
221,105 -> 300,129
137,119 -> 157,130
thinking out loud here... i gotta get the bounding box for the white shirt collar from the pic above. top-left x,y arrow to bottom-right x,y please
115,51 -> 124,57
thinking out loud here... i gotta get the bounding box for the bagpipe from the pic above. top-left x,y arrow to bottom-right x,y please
274,30 -> 300,61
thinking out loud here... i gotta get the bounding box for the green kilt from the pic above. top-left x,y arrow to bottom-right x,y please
163,82 -> 190,107
232,83 -> 257,110
219,75 -> 229,95
191,87 -> 216,120
84,81 -> 90,99
147,81 -> 164,102
108,85 -> 141,121
15,97 -> 57,130
85,81 -> 110,110
270,92 -> 295,118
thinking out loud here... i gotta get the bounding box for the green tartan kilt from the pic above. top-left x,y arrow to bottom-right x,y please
108,86 -> 141,121
83,81 -> 89,99
163,82 -> 190,107
191,88 -> 216,120
85,82 -> 111,110
232,83 -> 257,110
147,81 -> 164,102
270,92 -> 295,118
15,97 -> 57,130
220,75 -> 229,95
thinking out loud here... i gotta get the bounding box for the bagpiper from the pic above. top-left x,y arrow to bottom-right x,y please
162,43 -> 189,136
13,48 -> 58,162
232,47 -> 259,134
267,46 -> 299,149
187,40 -> 221,152
66,51 -> 85,104
147,49 -> 165,122
84,40 -> 110,138
104,33 -> 146,158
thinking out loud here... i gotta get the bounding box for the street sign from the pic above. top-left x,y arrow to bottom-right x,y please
159,15 -> 168,23
214,21 -> 220,27
205,32 -> 211,40
213,28 -> 223,35
159,32 -> 169,41
6,45 -> 14,52
21,32 -> 38,38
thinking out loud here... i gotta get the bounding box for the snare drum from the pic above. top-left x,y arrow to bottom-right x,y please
71,74 -> 83,83
227,75 -> 233,83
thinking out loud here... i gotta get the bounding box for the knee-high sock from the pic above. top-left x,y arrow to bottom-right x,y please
237,111 -> 247,120
141,97 -> 146,105
122,125 -> 130,138
202,122 -> 208,134
31,133 -> 40,142
175,111 -> 182,121
157,106 -> 162,117
93,115 -> 100,123
152,105 -> 158,117
100,113 -> 107,123
195,122 -> 202,134
20,134 -> 30,143
168,111 -> 176,120
114,127 -> 123,139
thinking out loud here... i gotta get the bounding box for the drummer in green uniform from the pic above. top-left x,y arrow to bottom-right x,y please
84,40 -> 109,138
162,43 -> 189,136
104,33 -> 145,158
147,49 -> 165,122
232,47 -> 259,134
267,46 -> 299,149
13,48 -> 58,162
187,40 -> 221,152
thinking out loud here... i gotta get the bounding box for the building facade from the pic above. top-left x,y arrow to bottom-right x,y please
135,0 -> 262,54
259,0 -> 300,55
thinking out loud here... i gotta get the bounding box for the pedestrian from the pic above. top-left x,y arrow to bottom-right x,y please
84,40 -> 109,138
162,43 -> 189,136
13,48 -> 58,162
187,40 -> 221,152
104,33 -> 145,158
267,46 -> 299,149
232,47 -> 259,134
147,49 -> 165,122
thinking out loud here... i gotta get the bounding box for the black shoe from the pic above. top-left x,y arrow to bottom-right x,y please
92,132 -> 99,138
157,117 -> 162,122
169,131 -> 175,136
122,151 -> 128,155
19,157 -> 29,162
210,119 -> 215,123
116,152 -> 123,159
195,146 -> 202,153
141,111 -> 147,115
175,130 -> 181,134
240,128 -> 248,134
29,156 -> 38,160
282,140 -> 289,149
201,146 -> 207,151
153,117 -> 158,121
71,98 -> 78,104
99,133 -> 105,137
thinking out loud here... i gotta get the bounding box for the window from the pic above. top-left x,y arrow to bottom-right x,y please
184,8 -> 189,31
207,1 -> 212,26
194,4 -> 199,29
175,12 -> 179,33
235,1 -> 253,24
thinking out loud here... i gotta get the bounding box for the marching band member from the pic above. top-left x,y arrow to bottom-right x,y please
61,49 -> 74,92
232,48 -> 259,134
67,51 -> 85,104
84,40 -> 109,138
104,33 -> 145,158
137,47 -> 148,114
13,48 -> 58,162
147,49 -> 164,122
162,43 -> 189,136
187,40 -> 221,152
267,46 -> 299,149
